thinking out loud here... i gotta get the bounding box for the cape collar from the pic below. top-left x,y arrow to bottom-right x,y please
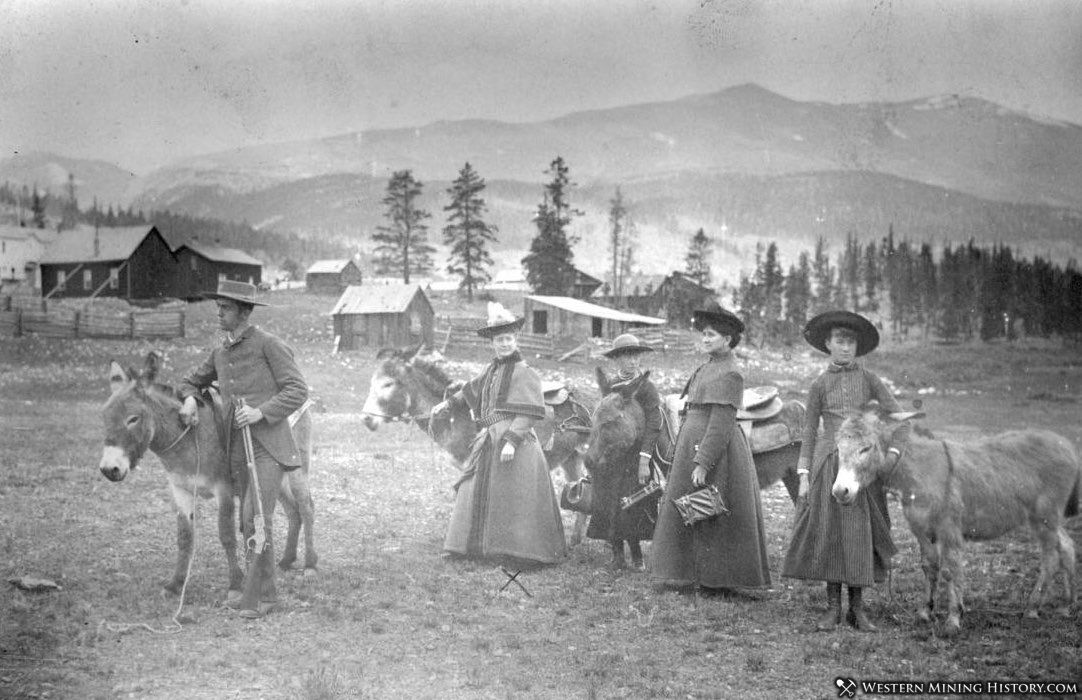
492,350 -> 522,366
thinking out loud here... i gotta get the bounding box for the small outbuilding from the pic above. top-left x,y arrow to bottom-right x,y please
173,242 -> 263,300
330,283 -> 434,350
524,295 -> 666,339
306,259 -> 364,294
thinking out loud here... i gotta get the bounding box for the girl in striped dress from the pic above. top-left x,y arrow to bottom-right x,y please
782,311 -> 910,631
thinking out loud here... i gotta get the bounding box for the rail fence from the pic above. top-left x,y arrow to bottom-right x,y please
0,295 -> 185,340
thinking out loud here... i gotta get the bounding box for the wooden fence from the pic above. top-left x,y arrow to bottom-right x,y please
0,306 -> 185,339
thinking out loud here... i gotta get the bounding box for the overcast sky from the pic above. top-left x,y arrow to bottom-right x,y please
3,0 -> 1081,174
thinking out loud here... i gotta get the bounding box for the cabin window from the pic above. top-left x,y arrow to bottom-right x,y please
190,257 -> 197,271
83,269 -> 93,290
57,270 -> 66,290
409,311 -> 422,335
532,310 -> 548,334
109,267 -> 119,289
218,272 -> 227,282
248,276 -> 254,285
591,317 -> 603,337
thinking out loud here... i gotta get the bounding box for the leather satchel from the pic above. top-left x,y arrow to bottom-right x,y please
560,477 -> 594,514
672,484 -> 729,526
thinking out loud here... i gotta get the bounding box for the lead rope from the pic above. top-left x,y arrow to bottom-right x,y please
171,428 -> 200,627
102,423 -> 201,636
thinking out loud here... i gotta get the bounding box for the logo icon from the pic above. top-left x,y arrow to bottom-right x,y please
835,677 -> 857,698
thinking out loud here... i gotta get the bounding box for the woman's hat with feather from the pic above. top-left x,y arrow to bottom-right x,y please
476,301 -> 525,338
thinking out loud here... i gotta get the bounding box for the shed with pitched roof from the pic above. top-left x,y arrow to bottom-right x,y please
330,283 -> 433,350
305,259 -> 364,295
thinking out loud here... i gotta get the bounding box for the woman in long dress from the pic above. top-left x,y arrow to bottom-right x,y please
588,333 -> 663,570
650,304 -> 771,590
432,303 -> 567,566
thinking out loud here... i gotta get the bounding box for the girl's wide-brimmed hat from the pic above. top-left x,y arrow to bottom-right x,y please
803,310 -> 879,356
201,279 -> 269,306
476,301 -> 525,338
691,301 -> 744,347
601,333 -> 655,358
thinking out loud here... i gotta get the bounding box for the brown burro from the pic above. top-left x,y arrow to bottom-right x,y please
98,351 -> 317,599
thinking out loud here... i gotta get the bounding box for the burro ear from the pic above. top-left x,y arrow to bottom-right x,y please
143,351 -> 162,382
109,361 -> 131,396
888,410 -> 926,422
595,366 -> 611,396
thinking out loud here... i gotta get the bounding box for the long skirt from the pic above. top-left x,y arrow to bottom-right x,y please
586,448 -> 657,544
444,429 -> 567,565
782,449 -> 895,586
650,409 -> 772,589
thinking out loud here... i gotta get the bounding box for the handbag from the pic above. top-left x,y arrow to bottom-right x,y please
672,484 -> 728,526
560,477 -> 594,514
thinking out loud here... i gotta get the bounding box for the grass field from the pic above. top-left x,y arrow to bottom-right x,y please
1,290 -> 1080,698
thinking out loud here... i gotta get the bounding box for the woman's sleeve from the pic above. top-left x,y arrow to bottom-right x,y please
449,372 -> 485,412
503,414 -> 541,448
639,381 -> 663,455
868,370 -> 911,454
693,404 -> 737,472
797,380 -> 822,471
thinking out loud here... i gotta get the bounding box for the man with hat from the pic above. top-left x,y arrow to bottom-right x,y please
178,279 -> 309,619
587,333 -> 663,570
782,310 -> 911,632
431,302 -> 566,566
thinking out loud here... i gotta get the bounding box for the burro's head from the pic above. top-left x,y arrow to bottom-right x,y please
99,353 -> 164,482
832,403 -> 924,506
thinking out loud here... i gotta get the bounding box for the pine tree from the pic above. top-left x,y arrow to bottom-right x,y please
811,236 -> 833,313
373,170 -> 434,283
607,187 -> 628,299
842,231 -> 862,311
523,157 -> 581,294
757,241 -> 784,323
784,251 -> 812,330
443,162 -> 497,301
863,240 -> 880,312
685,228 -> 712,287
59,172 -> 79,231
30,187 -> 47,229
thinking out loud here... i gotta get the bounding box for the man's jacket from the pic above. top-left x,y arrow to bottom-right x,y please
180,325 -> 308,466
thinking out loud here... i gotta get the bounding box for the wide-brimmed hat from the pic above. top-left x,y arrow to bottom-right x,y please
602,333 -> 655,358
476,302 -> 525,338
803,310 -> 879,356
736,386 -> 783,421
202,279 -> 269,307
691,301 -> 744,347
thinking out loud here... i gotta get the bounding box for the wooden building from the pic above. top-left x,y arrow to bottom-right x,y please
173,242 -> 263,300
523,295 -> 665,340
330,284 -> 434,350
305,259 -> 364,294
39,225 -> 177,300
653,272 -> 716,327
0,225 -> 55,289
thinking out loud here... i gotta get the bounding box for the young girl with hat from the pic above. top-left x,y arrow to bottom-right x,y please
782,310 -> 911,631
431,303 -> 567,566
589,333 -> 663,571
650,303 -> 771,591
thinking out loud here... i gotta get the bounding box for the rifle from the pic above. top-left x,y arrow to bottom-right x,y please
238,398 -> 267,553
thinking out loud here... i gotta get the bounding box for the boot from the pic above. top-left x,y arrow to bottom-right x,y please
609,541 -> 627,570
816,582 -> 842,631
847,586 -> 878,632
628,540 -> 645,571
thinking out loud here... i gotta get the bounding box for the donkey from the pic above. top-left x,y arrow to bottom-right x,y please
99,353 -> 317,598
361,343 -> 595,544
656,393 -> 806,503
832,407 -> 1080,634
